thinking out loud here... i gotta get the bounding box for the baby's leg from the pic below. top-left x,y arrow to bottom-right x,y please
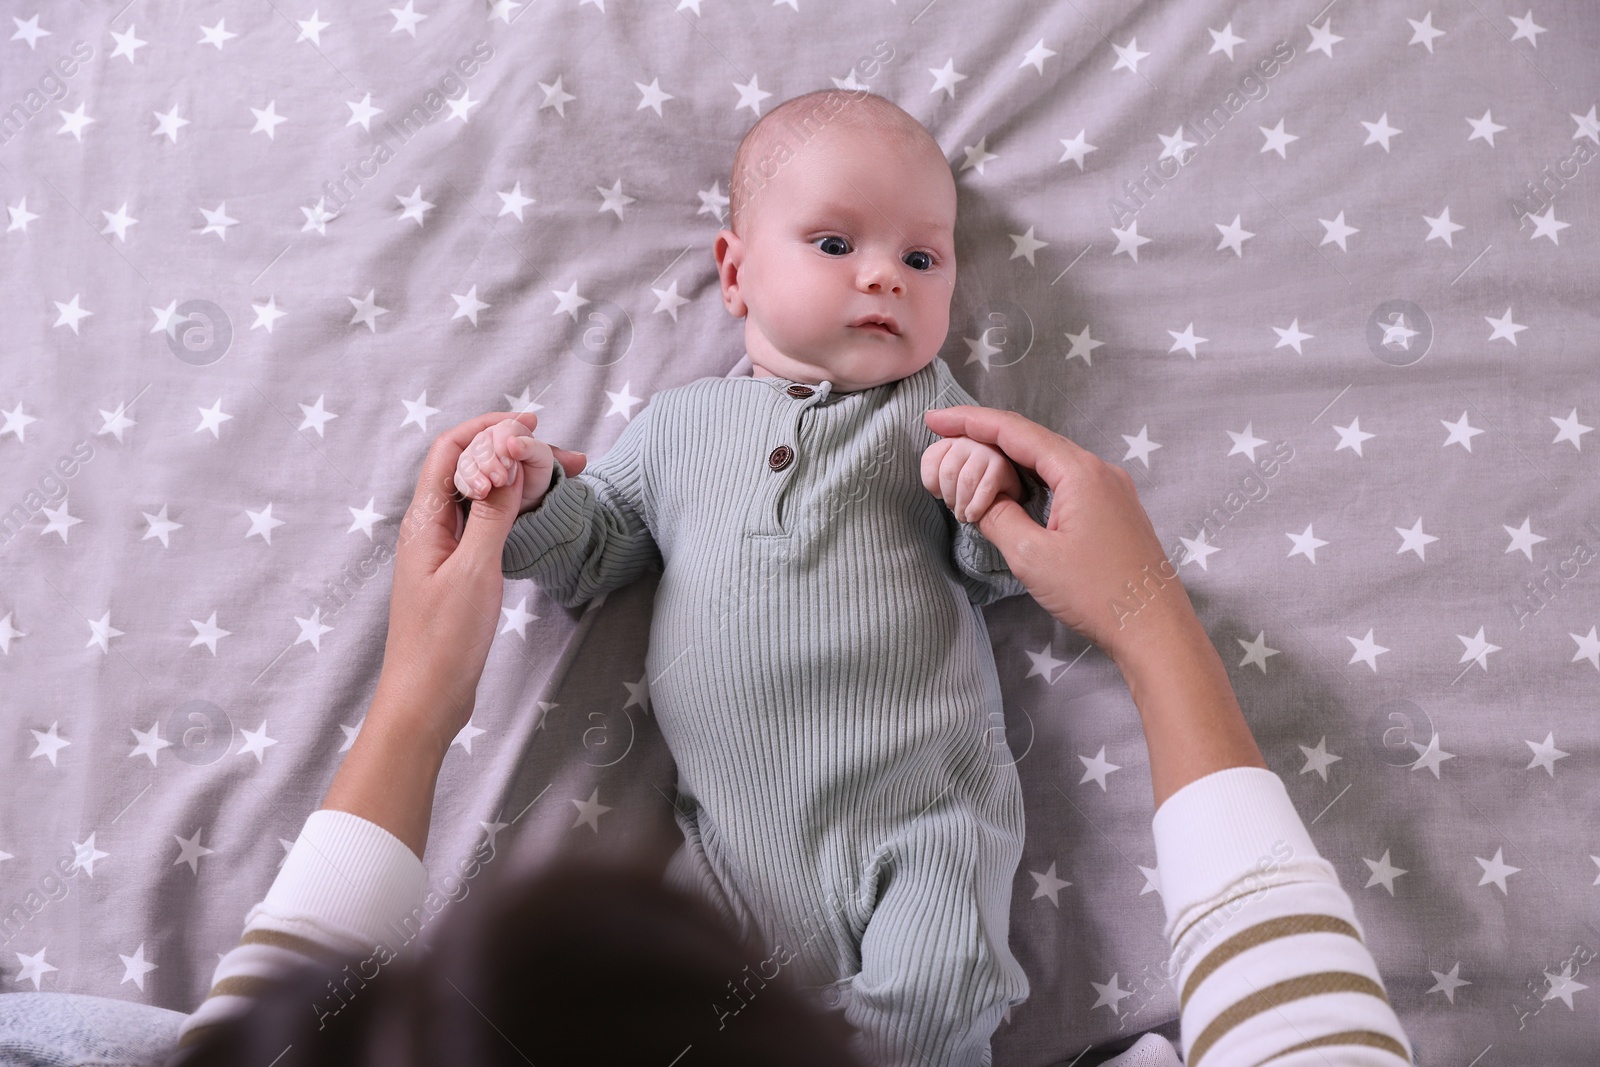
838,789 -> 1029,1067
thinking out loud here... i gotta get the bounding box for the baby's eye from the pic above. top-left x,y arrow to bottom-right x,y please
903,250 -> 934,272
815,235 -> 851,256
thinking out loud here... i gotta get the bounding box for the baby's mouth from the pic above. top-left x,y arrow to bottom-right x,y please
849,315 -> 900,336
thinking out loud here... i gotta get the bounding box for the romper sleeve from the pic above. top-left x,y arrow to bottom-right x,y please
501,400 -> 662,608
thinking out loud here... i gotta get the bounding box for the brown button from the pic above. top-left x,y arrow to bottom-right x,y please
786,384 -> 814,399
768,444 -> 794,471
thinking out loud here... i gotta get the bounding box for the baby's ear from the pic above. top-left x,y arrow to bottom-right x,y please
712,229 -> 747,317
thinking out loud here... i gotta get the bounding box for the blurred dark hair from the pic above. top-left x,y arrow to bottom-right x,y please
167,852 -> 866,1066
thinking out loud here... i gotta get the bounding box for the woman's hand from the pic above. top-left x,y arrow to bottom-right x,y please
924,405 -> 1188,662
376,411 -> 586,751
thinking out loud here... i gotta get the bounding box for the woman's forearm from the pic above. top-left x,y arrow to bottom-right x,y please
1110,598 -> 1267,809
318,683 -> 453,861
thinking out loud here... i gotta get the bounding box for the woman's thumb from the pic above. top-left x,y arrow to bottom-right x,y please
974,494 -> 1039,562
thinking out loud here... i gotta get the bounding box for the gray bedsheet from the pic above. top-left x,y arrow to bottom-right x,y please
2,1 -> 1596,1062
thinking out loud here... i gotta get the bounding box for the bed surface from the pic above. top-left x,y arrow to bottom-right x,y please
2,1 -> 1597,1062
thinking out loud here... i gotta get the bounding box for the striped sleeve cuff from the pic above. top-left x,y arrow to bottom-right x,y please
1152,767 -> 1412,1067
174,809 -> 428,1050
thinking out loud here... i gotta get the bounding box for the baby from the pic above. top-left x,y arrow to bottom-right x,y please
455,90 -> 1050,1067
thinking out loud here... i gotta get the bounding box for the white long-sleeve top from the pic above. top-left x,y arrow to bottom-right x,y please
173,766 -> 1412,1065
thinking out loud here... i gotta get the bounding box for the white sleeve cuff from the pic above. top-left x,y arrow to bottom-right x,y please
1150,766 -> 1327,934
250,808 -> 429,948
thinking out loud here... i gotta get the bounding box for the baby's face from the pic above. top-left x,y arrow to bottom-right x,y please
715,125 -> 957,393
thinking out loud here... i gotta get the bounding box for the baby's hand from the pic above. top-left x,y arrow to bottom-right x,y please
921,436 -> 1024,524
454,417 -> 556,514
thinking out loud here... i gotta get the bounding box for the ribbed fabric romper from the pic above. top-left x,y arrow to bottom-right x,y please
502,356 -> 1049,1067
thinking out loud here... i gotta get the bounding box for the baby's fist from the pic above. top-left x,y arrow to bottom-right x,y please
454,418 -> 556,513
921,436 -> 1024,525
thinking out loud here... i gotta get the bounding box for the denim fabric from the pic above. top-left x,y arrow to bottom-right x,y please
0,994 -> 183,1067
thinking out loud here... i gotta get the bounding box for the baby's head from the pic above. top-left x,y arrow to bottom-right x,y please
714,91 -> 957,393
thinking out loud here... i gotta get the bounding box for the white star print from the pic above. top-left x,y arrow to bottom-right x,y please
173,828 -> 215,874
1333,416 -> 1375,456
189,611 -> 231,655
1524,732 -> 1569,775
698,182 -> 730,221
100,202 -> 137,242
1110,38 -> 1149,74
1286,523 -> 1328,563
1237,631 -> 1280,673
40,500 -> 83,542
296,11 -> 329,45
622,674 -> 651,713
1543,965 -> 1587,1010
1063,324 -> 1105,365
1474,847 -> 1519,893
52,294 -> 93,334
1091,973 -> 1133,1013
961,136 -> 999,174
250,101 -> 287,139
500,596 -> 539,637
1110,220 -> 1151,262
0,612 -> 27,654
7,196 -> 42,232
348,289 -> 389,331
298,396 -> 337,438
301,197 -> 339,234
1427,963 -> 1470,1003
1422,206 -> 1464,246
57,102 -> 95,141
195,398 -> 232,437
142,504 -> 182,547
1362,849 -> 1406,894
1503,517 -> 1546,560
237,721 -> 279,762
1208,23 -> 1245,60
1306,18 -> 1343,57
1227,423 -> 1268,460
451,284 -> 490,326
198,202 -> 238,240
1,401 -> 38,442
636,78 -> 673,116
12,948 -> 57,990
1215,215 -> 1254,256
110,25 -> 147,62
452,720 -> 486,754
1299,737 -> 1341,780
293,607 -> 333,651
347,498 -> 383,538
1030,861 -> 1071,906
1360,113 -> 1401,152
1439,411 -> 1483,451
571,788 -> 613,832
1410,733 -> 1455,777
346,92 -> 383,130
69,833 -> 109,878
1456,626 -> 1501,670
1020,39 -> 1057,73
1272,318 -> 1313,354
606,382 -> 642,420
596,179 -> 636,219
1078,746 -> 1121,790
85,613 -> 126,654
651,280 -> 690,321
1157,125 -> 1197,164
1507,10 -> 1545,47
1572,105 -> 1600,145
1179,531 -> 1220,570
400,391 -> 440,431
395,186 -> 434,226
197,19 -> 237,49
1318,210 -> 1359,251
1346,628 -> 1389,672
1395,518 -> 1437,560
1008,226 -> 1047,264
1525,205 -> 1569,245
551,281 -> 590,320
244,503 -> 286,545
1167,323 -> 1207,358
732,74 -> 771,116
1550,409 -> 1592,449
251,296 -> 286,333
1259,118 -> 1298,158
1408,12 -> 1446,53
1466,110 -> 1505,146
389,1 -> 427,36
1121,425 -> 1161,468
119,944 -> 158,990
540,76 -> 576,117
30,722 -> 71,765
928,58 -> 967,98
1025,645 -> 1067,682
498,180 -> 535,220
1138,866 -> 1161,897
11,13 -> 51,48
1058,130 -> 1096,170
